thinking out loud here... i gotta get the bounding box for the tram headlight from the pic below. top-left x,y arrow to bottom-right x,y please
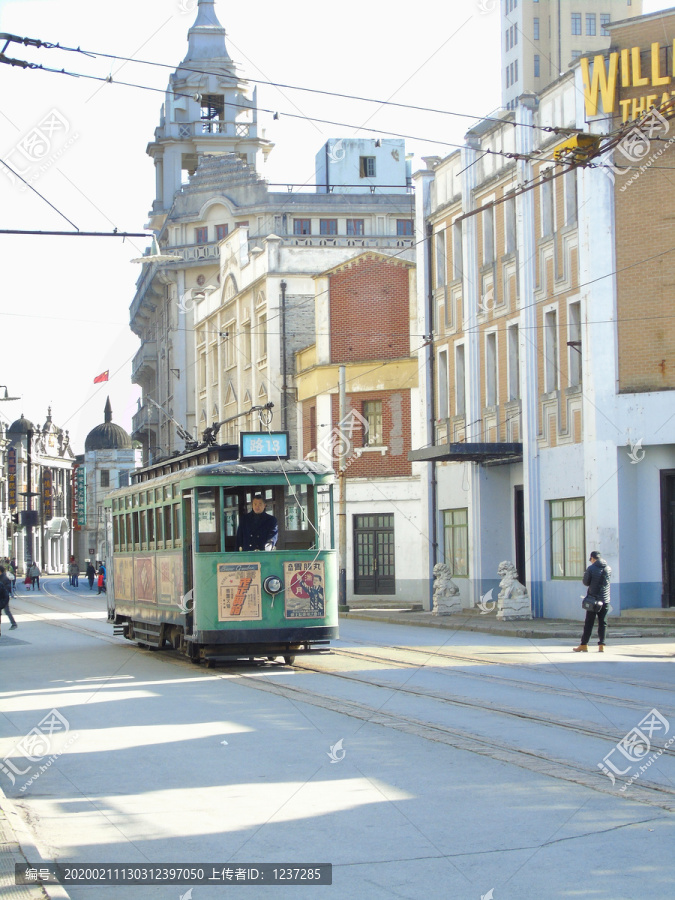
263,575 -> 283,595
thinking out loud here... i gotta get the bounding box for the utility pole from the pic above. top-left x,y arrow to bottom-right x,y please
337,365 -> 349,612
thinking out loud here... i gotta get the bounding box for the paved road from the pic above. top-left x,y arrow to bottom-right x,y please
1,577 -> 674,899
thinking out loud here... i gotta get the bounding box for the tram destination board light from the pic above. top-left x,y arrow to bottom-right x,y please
240,432 -> 290,461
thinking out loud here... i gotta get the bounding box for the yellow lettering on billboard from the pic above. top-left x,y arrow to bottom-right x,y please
651,43 -> 670,86
621,49 -> 631,88
581,52 -> 619,116
632,46 -> 649,87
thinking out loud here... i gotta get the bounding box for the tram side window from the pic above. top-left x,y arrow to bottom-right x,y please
223,491 -> 240,552
140,511 -> 148,549
197,487 -> 220,552
133,511 -> 140,550
148,506 -> 155,546
113,515 -> 121,552
126,512 -> 133,551
164,504 -> 173,547
173,503 -> 181,544
155,506 -> 163,548
283,484 -> 315,550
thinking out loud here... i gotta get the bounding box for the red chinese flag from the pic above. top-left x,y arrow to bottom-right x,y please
93,370 -> 109,384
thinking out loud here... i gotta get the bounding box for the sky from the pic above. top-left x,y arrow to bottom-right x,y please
0,0 -> 670,453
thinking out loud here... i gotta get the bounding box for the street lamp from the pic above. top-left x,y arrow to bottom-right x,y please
0,386 -> 20,400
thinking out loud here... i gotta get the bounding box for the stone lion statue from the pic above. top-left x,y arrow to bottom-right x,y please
496,560 -> 531,619
432,562 -> 461,615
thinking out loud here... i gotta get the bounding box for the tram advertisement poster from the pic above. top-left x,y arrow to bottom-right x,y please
158,554 -> 183,607
113,558 -> 134,602
284,561 -> 325,619
134,557 -> 157,605
217,563 -> 262,621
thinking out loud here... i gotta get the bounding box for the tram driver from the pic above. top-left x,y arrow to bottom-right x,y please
237,494 -> 279,551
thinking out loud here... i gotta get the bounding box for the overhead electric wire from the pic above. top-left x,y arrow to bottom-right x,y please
0,32 -> 582,137
0,229 -> 150,237
0,156 -> 80,230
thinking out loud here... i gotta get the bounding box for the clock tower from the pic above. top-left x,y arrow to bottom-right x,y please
146,0 -> 273,230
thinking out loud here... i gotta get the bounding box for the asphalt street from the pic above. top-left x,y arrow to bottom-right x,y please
0,576 -> 674,900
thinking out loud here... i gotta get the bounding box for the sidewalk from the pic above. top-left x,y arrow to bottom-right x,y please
341,605 -> 675,640
0,789 -> 69,900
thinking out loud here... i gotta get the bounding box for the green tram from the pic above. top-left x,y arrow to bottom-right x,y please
104,442 -> 337,665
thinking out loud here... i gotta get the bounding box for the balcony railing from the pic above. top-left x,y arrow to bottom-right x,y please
132,342 -> 158,382
132,404 -> 160,436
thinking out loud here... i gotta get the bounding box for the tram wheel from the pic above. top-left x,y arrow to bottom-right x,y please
283,655 -> 296,666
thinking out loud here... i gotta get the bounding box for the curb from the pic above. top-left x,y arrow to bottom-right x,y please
0,788 -> 71,900
340,609 -> 675,640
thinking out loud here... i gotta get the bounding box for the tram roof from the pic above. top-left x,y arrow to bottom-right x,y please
107,455 -> 334,499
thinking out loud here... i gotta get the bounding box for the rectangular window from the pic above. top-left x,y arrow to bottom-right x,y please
483,206 -> 495,264
452,221 -> 463,279
438,349 -> 449,420
346,219 -> 364,236
455,344 -> 466,416
100,470 -> 110,488
505,29 -> 510,52
545,310 -> 559,393
486,332 -> 497,407
197,487 -> 220,552
505,193 -> 516,254
550,498 -> 585,579
506,65 -> 510,88
564,168 -> 577,226
320,219 -> 338,235
586,13 -> 596,35
155,506 -> 163,548
541,174 -> 553,236
195,226 -> 208,244
534,54 -> 541,78
396,219 -> 414,236
600,13 -> 610,35
435,229 -> 446,288
257,314 -> 267,359
508,324 -> 520,400
443,509 -> 468,576
309,405 -> 317,452
533,17 -> 540,40
293,219 -> 311,235
216,223 -> 229,241
571,12 -> 581,35
359,156 -> 376,178
569,302 -> 582,387
363,400 -> 383,446
514,59 -> 518,83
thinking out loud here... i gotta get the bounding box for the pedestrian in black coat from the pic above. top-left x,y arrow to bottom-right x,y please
574,551 -> 611,652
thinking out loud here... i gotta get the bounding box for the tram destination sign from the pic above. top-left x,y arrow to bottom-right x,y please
240,432 -> 289,461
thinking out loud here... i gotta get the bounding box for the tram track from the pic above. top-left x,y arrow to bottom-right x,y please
231,667 -> 675,813
287,648 -> 675,760
325,644 -> 675,720
341,637 -> 675,696
12,585 -> 675,810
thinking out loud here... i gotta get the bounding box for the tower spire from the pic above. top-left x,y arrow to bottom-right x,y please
184,0 -> 230,63
104,396 -> 112,424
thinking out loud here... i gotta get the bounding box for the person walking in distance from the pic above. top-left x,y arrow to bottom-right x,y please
574,551 -> 611,653
69,556 -> 80,587
0,566 -> 17,629
97,562 -> 106,594
28,561 -> 41,591
86,560 -> 96,591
